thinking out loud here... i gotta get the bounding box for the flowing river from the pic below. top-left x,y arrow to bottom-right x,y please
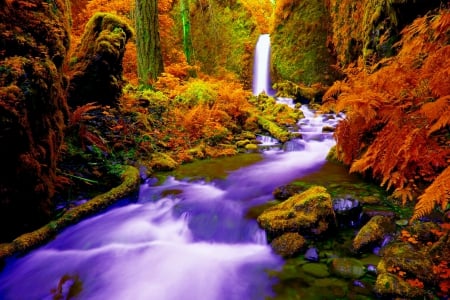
0,34 -> 357,299
0,105 -> 344,300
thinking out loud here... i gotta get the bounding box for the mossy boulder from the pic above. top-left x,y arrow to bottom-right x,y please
352,215 -> 395,252
149,152 -> 179,171
256,116 -> 291,143
374,273 -> 424,298
270,232 -> 306,258
257,186 -> 335,238
379,242 -> 435,283
245,143 -> 259,152
0,0 -> 70,242
68,13 -> 133,107
329,258 -> 366,279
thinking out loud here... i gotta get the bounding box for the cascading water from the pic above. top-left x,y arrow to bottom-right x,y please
252,34 -> 275,96
0,35 -> 343,300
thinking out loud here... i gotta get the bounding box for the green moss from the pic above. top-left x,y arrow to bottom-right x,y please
168,153 -> 263,181
149,152 -> 179,171
375,273 -> 424,298
352,215 -> 395,252
271,0 -> 337,85
245,143 -> 259,152
257,186 -> 335,237
185,0 -> 259,86
256,115 -> 291,142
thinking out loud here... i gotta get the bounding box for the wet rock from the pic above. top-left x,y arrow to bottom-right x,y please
270,232 -> 306,258
374,273 -> 424,298
322,125 -> 335,132
272,184 -> 306,201
352,215 -> 395,252
257,186 -> 335,238
333,196 -> 362,227
302,263 -> 330,278
330,258 -> 366,279
304,247 -> 319,262
366,264 -> 377,275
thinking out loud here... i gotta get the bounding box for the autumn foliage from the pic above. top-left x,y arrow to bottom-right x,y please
322,9 -> 450,220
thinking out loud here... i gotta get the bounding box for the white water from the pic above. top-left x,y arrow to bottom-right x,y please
0,105 -> 341,300
252,34 -> 275,96
0,34 -> 343,300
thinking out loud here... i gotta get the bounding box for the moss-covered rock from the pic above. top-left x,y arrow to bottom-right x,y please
257,186 -> 336,238
0,0 -> 70,242
380,242 -> 435,283
68,12 -> 133,107
270,232 -> 306,258
273,81 -> 328,104
330,258 -> 366,279
256,116 -> 291,143
244,143 -> 259,152
352,215 -> 395,252
374,273 -> 424,298
149,152 -> 179,171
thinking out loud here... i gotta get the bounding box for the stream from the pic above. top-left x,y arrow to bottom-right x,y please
0,34 -> 382,299
0,104 -> 346,300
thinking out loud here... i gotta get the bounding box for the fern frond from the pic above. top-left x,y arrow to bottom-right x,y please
392,186 -> 414,205
431,11 -> 450,41
323,80 -> 350,103
69,102 -> 101,126
420,95 -> 450,135
411,166 -> 450,222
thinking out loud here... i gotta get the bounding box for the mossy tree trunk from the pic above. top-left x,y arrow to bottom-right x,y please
135,0 -> 164,85
180,0 -> 194,65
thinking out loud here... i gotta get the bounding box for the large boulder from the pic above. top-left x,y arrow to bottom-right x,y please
0,0 -> 70,242
68,13 -> 133,107
257,186 -> 335,238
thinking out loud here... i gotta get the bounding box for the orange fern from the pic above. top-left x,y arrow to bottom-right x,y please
411,166 -> 450,221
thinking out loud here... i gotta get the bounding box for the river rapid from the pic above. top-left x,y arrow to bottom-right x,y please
0,105 -> 344,300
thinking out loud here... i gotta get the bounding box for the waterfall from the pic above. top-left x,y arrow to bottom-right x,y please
252,34 -> 275,96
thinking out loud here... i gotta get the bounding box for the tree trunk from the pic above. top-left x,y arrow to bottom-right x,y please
135,0 -> 164,85
180,0 -> 194,64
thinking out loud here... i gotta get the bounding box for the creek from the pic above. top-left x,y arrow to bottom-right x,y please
0,35 -> 383,299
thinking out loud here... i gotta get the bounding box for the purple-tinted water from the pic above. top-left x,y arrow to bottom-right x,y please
252,34 -> 275,96
0,106 -> 341,300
